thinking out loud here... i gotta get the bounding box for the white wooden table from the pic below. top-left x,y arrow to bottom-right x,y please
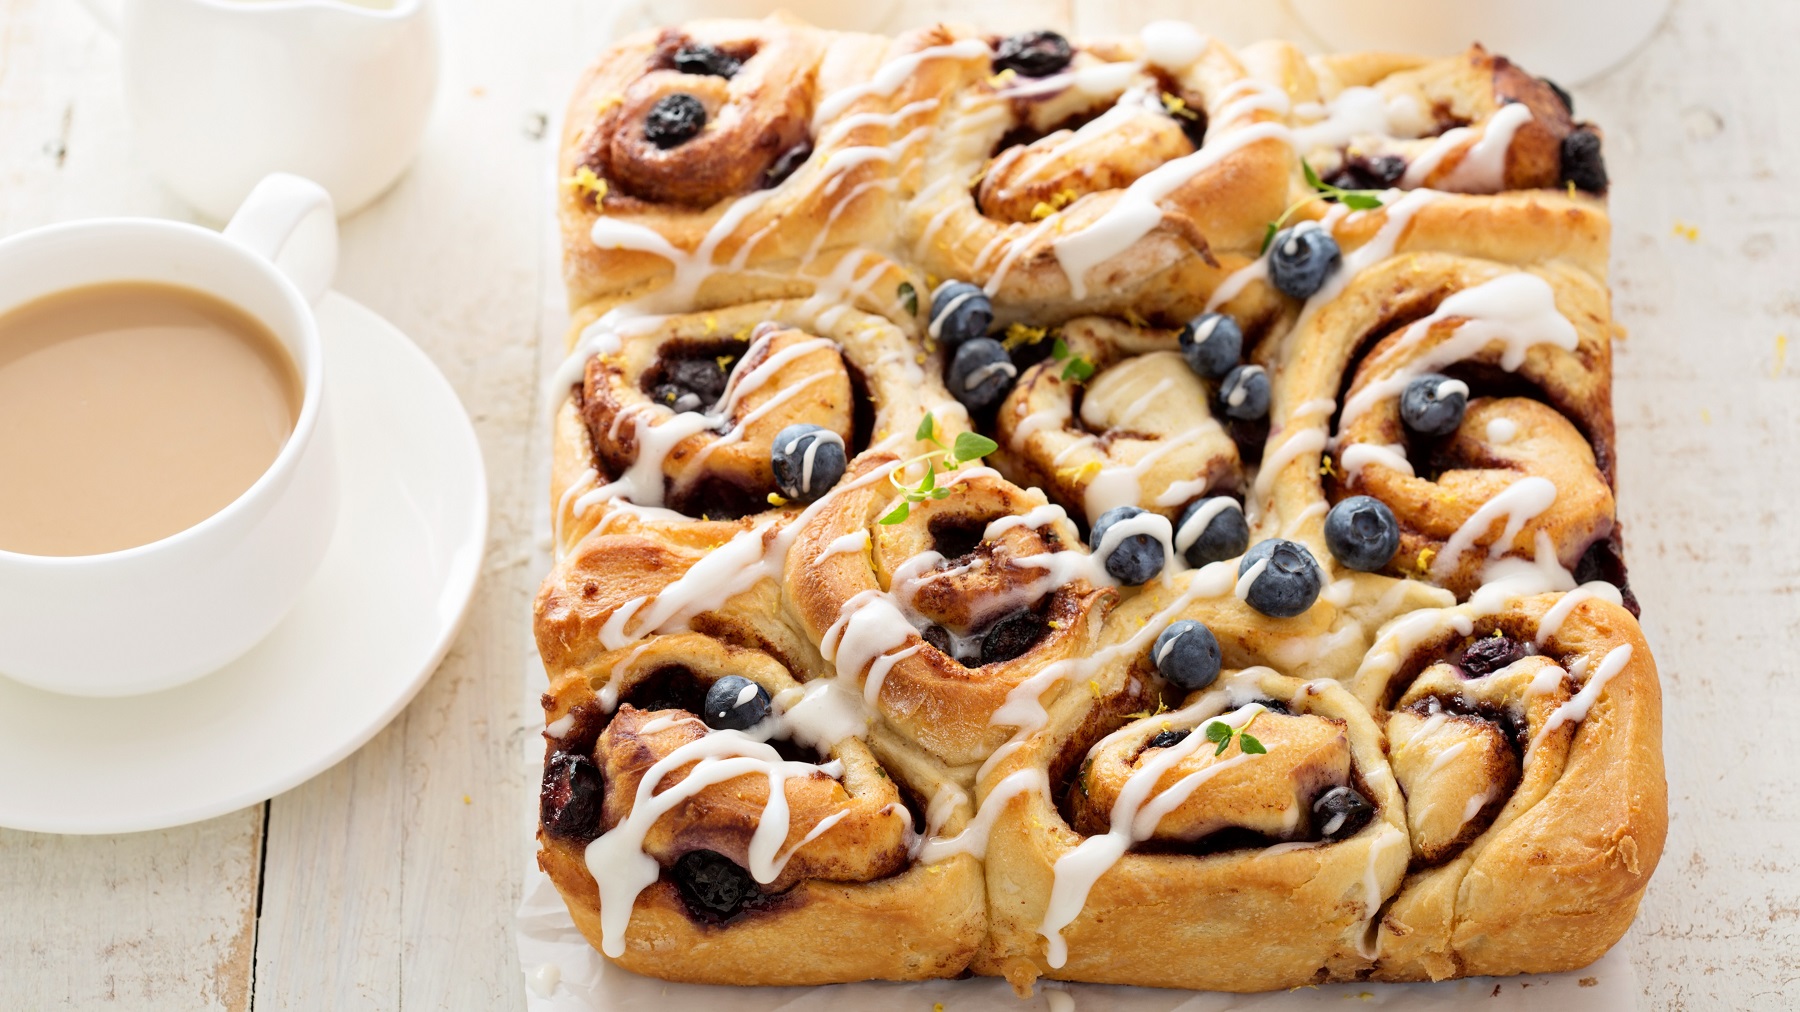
0,0 -> 1789,1007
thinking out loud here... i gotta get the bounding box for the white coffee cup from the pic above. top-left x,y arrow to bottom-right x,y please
79,0 -> 440,220
0,173 -> 340,697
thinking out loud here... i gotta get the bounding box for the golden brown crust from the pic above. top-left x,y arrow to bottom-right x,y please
537,15 -> 1662,995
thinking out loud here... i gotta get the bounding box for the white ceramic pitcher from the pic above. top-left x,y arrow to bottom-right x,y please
79,0 -> 441,220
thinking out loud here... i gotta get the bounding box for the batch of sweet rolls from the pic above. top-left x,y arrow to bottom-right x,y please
533,14 -> 1666,995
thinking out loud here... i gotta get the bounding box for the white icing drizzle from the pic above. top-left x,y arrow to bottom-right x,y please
1234,558 -> 1269,600
1424,740 -> 1468,777
1535,582 -> 1624,646
1339,272 -> 1579,431
1008,402 -> 1071,452
1339,442 -> 1415,481
917,768 -> 1049,863
814,39 -> 991,125
1039,704 -> 1266,966
818,528 -> 870,561
1290,86 -> 1424,153
1528,643 -> 1633,755
928,282 -> 979,340
1355,825 -> 1407,958
1430,476 -> 1558,581
1486,417 -> 1519,444
1459,790 -> 1491,828
1081,427 -> 1218,523
1052,122 -> 1291,298
1402,102 -> 1534,193
584,729 -> 847,957
545,713 -> 576,739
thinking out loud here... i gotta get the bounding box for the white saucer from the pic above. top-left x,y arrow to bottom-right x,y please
0,293 -> 488,834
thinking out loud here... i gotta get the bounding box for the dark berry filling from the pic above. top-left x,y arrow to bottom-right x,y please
672,850 -> 760,921
1573,529 -> 1638,617
928,512 -> 990,562
541,751 -> 605,842
981,608 -> 1047,665
1145,728 -> 1190,750
1559,127 -> 1608,194
1326,153 -> 1406,191
1456,634 -> 1528,677
992,30 -> 1073,78
762,141 -> 813,188
673,43 -> 741,79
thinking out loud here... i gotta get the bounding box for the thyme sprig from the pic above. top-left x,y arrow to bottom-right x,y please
1051,337 -> 1096,382
879,413 -> 998,524
1260,158 -> 1389,254
1205,708 -> 1268,756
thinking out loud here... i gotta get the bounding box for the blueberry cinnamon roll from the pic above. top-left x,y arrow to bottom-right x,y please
537,632 -> 986,983
1346,591 -> 1663,980
902,25 -> 1290,320
1232,194 -> 1625,603
975,666 -> 1408,993
785,453 -> 1127,779
549,298 -> 949,552
559,17 -> 938,318
1241,41 -> 1605,196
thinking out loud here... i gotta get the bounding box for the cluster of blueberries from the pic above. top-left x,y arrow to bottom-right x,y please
928,279 -> 1276,426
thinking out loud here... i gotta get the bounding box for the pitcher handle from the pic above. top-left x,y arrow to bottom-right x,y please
223,174 -> 338,306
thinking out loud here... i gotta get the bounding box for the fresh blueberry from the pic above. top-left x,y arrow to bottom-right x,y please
1268,225 -> 1342,300
540,751 -> 605,842
929,281 -> 993,347
645,93 -> 707,148
947,337 -> 1016,412
1324,495 -> 1401,572
702,675 -> 772,730
1237,539 -> 1324,618
1560,127 -> 1607,194
672,850 -> 758,919
1152,619 -> 1222,693
673,43 -> 741,79
770,423 -> 846,502
1175,497 -> 1250,568
993,30 -> 1073,78
1313,786 -> 1375,842
1399,373 -> 1469,436
1178,312 -> 1242,379
1089,505 -> 1166,586
1218,364 -> 1270,421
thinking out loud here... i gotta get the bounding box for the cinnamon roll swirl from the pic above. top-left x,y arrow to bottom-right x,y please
977,666 -> 1408,993
559,17 -> 941,318
537,632 -> 986,983
1240,41 -> 1605,196
549,298 -> 949,549
785,457 -> 1125,778
903,26 -> 1290,320
1348,591 -> 1664,980
991,315 -> 1244,526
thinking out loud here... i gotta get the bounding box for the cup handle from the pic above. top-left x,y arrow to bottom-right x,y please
76,0 -> 122,34
223,174 -> 338,306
